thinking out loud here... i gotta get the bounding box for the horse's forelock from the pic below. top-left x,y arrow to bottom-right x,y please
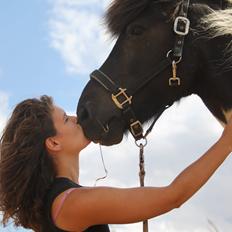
105,0 -> 152,37
105,0 -> 183,36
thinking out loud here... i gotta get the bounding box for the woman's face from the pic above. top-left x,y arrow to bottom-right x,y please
51,105 -> 91,155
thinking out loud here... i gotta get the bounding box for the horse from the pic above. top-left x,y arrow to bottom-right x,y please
77,0 -> 232,146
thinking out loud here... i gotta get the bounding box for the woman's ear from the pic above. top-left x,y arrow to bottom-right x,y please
45,137 -> 61,153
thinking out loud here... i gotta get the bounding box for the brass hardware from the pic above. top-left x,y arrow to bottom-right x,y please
112,88 -> 132,109
169,61 -> 181,86
130,120 -> 143,138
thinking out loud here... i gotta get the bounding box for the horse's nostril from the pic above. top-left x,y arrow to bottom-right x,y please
78,107 -> 90,123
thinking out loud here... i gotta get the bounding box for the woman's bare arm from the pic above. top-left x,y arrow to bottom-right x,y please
53,185 -> 176,231
53,119 -> 232,232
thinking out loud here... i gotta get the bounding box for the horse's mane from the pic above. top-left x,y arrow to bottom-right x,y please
105,0 -> 232,71
199,1 -> 232,72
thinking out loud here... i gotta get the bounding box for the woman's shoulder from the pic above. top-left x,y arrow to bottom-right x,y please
49,178 -> 87,231
49,181 -> 111,231
47,177 -> 81,200
42,177 -> 82,232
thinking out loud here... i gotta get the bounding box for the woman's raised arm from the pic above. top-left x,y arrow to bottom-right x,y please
53,117 -> 232,232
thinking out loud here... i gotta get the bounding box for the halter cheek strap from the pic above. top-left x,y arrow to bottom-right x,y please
91,70 -> 144,139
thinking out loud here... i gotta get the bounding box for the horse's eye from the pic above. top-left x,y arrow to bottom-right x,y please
128,25 -> 145,36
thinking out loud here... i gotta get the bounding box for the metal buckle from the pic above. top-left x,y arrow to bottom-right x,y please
112,88 -> 132,109
130,120 -> 143,139
174,16 -> 190,36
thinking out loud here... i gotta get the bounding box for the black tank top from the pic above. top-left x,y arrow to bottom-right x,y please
43,177 -> 110,232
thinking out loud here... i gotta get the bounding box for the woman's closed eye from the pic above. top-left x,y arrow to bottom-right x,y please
63,113 -> 69,123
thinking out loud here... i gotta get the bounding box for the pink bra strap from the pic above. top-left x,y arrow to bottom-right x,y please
53,188 -> 76,223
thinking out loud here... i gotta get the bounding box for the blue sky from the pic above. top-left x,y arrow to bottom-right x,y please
0,1 -> 232,232
0,0 -> 90,111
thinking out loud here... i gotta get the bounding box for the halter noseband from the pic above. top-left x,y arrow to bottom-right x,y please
90,0 -> 190,141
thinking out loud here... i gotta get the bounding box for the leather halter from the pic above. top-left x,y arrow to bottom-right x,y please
90,0 -> 190,141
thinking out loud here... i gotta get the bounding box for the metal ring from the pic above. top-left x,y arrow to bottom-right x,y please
135,137 -> 148,147
166,50 -> 182,64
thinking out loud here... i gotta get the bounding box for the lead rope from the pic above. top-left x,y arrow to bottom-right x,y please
134,106 -> 169,232
136,140 -> 148,232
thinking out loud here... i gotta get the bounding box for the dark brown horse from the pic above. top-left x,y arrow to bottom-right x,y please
77,0 -> 232,145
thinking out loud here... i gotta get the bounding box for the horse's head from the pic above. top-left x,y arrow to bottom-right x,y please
77,0 -> 230,145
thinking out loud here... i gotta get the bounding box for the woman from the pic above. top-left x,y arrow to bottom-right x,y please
0,95 -> 231,232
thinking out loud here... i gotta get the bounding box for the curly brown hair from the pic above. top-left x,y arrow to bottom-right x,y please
0,95 -> 57,231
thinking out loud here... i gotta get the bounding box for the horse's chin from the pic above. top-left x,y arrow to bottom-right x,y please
81,118 -> 124,146
99,124 -> 124,146
89,130 -> 124,146
99,133 -> 123,146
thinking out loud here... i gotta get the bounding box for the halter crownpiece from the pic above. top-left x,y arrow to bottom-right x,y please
168,0 -> 190,86
173,0 -> 190,57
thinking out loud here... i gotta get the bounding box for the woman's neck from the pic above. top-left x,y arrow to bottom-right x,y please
55,154 -> 80,184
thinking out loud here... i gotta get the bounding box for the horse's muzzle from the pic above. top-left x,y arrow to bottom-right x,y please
77,102 -> 124,145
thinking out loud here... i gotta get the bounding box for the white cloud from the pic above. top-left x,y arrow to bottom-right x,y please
49,0 -> 114,75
